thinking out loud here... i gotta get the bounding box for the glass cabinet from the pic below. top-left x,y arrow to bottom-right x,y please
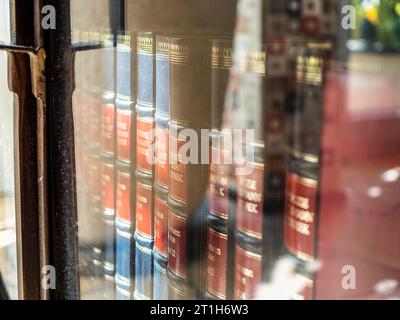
0,0 -> 399,300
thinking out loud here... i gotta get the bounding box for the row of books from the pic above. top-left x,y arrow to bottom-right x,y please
72,29 -> 332,300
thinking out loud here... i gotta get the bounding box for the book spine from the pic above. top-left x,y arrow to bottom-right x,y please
234,234 -> 263,300
283,43 -> 331,299
153,35 -> 170,300
234,146 -> 265,300
134,32 -> 156,300
88,32 -> 102,150
115,33 -> 136,299
100,32 -> 117,156
284,44 -> 330,266
85,32 -> 105,280
205,40 -> 234,300
168,37 -> 211,299
100,153 -> 116,293
232,51 -> 266,300
99,32 -> 116,297
116,34 -> 136,166
115,161 -> 133,299
284,169 -> 318,262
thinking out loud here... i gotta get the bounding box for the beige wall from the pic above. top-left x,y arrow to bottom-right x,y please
71,0 -> 110,37
126,0 -> 237,35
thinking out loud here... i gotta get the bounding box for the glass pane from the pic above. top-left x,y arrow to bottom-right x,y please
71,0 -> 400,300
0,0 -> 11,45
71,0 -> 113,300
0,0 -> 18,300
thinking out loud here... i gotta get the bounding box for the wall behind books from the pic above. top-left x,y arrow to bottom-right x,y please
71,0 -> 110,33
126,0 -> 238,35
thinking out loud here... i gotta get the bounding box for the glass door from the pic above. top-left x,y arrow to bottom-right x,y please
64,0 -> 400,300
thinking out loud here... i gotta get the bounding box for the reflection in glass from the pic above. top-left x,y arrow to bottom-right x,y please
71,0 -> 400,300
0,7 -> 18,299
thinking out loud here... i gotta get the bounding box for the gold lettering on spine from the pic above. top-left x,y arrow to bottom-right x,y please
296,55 -> 323,86
170,42 -> 189,65
211,46 -> 232,70
137,35 -> 153,54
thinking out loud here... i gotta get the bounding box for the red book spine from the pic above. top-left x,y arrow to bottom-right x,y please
169,132 -> 187,204
100,156 -> 115,216
284,172 -> 318,262
136,116 -> 155,175
154,190 -> 168,257
168,208 -> 187,279
206,226 -> 228,299
234,244 -> 262,300
116,109 -> 132,163
100,103 -> 115,155
135,177 -> 153,239
236,162 -> 265,240
116,164 -> 132,224
87,150 -> 102,202
209,148 -> 230,220
155,126 -> 169,189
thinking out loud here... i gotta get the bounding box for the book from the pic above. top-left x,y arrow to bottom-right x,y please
283,42 -> 332,299
232,51 -> 267,300
115,161 -> 133,300
167,36 -> 212,299
205,39 -> 234,300
100,152 -> 116,295
100,32 -> 117,157
153,35 -> 170,300
134,32 -> 156,300
115,33 -> 137,300
116,33 -> 136,166
99,31 -> 116,298
284,42 -> 331,263
234,143 -> 265,300
87,32 -> 102,150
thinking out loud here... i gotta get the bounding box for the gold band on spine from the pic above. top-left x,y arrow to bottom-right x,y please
247,51 -> 266,75
237,226 -> 263,240
288,147 -> 319,164
209,227 -> 228,240
137,34 -> 154,54
296,55 -> 323,86
136,241 -> 153,254
285,243 -> 315,262
168,278 -> 187,295
170,42 -> 189,65
211,46 -> 232,70
154,260 -> 167,272
209,210 -> 228,220
137,181 -> 153,191
308,41 -> 332,50
156,40 -> 169,59
289,173 -> 318,189
236,245 -> 262,261
169,209 -> 187,222
118,34 -> 131,46
208,287 -> 227,300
